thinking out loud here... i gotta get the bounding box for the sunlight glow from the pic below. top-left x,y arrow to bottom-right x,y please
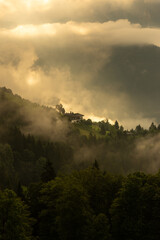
10,24 -> 57,36
27,74 -> 39,86
23,0 -> 50,9
12,25 -> 37,35
108,119 -> 114,125
43,0 -> 49,3
71,25 -> 88,35
86,115 -> 105,122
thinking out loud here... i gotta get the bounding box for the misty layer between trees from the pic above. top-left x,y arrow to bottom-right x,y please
0,86 -> 160,188
1,87 -> 160,239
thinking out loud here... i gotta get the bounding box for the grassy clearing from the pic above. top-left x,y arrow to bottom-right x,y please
74,121 -> 108,139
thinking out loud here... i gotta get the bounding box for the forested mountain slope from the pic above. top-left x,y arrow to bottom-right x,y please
0,86 -> 160,191
1,87 -> 160,239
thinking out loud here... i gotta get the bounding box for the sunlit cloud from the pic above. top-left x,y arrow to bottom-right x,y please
26,72 -> 40,86
1,0 -> 160,128
86,115 -> 105,122
2,20 -> 160,49
0,0 -> 137,28
0,20 -> 160,129
23,0 -> 50,9
10,24 -> 57,36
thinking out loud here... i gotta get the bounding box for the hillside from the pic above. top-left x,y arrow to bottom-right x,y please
0,87 -> 108,139
1,87 -> 160,190
1,87 -> 160,240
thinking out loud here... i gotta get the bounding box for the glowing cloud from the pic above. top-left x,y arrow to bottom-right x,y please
2,20 -> 160,49
26,72 -> 40,86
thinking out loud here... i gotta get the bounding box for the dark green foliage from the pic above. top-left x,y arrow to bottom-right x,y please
73,168 -> 123,217
110,172 -> 160,240
86,119 -> 92,126
1,167 -> 160,240
92,213 -> 110,240
27,183 -> 43,238
0,144 -> 17,189
38,168 -> 114,240
41,160 -> 56,183
114,120 -> 119,130
56,104 -> 65,115
17,181 -> 24,199
92,159 -> 99,170
0,124 -> 73,187
0,189 -> 33,240
55,182 -> 92,240
136,124 -> 143,133
99,121 -> 106,135
149,122 -> 157,133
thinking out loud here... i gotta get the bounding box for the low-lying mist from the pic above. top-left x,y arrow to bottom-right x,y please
0,87 -> 70,142
73,133 -> 160,174
1,87 -> 160,175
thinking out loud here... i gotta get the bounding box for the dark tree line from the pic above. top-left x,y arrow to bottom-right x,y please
0,126 -> 73,189
1,167 -> 160,239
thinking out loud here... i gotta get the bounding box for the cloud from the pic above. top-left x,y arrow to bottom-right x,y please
2,20 -> 160,47
1,0 -> 160,29
134,134 -> 160,173
1,20 -> 160,128
21,103 -> 70,142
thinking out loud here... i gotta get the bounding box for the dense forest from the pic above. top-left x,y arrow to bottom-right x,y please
1,87 -> 160,239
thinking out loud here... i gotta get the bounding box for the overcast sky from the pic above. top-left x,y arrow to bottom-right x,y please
0,0 -> 160,128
